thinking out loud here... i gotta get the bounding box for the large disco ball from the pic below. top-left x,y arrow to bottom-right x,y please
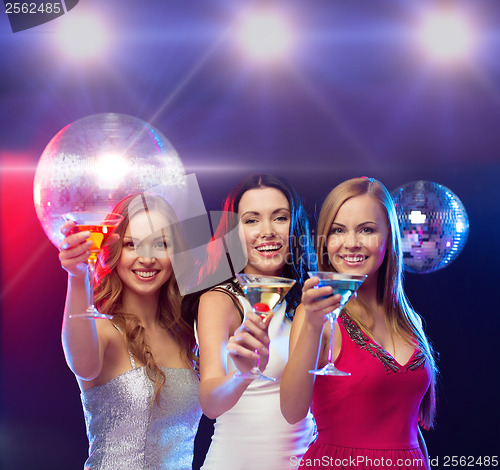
391,181 -> 469,274
33,113 -> 186,247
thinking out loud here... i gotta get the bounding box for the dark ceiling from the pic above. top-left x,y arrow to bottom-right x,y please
2,0 -> 500,174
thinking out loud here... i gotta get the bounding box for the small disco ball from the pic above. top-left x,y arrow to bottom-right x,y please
391,181 -> 469,274
33,113 -> 186,247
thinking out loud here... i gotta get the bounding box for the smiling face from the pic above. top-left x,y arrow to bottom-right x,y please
116,209 -> 173,301
326,194 -> 389,282
237,187 -> 291,277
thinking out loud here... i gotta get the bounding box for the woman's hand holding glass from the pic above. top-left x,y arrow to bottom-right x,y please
58,221 -> 119,277
59,221 -> 94,277
301,277 -> 342,328
227,311 -> 273,376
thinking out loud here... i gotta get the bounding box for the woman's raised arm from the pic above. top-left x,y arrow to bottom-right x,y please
280,277 -> 340,424
197,290 -> 270,419
59,221 -> 109,382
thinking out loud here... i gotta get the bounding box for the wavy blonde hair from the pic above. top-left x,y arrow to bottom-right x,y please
317,177 -> 437,429
94,193 -> 198,406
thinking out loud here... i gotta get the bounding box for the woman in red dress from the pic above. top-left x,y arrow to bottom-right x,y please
281,177 -> 437,469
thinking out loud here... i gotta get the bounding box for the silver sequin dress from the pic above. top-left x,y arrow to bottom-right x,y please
80,352 -> 201,470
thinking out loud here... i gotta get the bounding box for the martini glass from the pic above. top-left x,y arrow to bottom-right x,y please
63,211 -> 124,319
308,271 -> 367,376
235,273 -> 296,382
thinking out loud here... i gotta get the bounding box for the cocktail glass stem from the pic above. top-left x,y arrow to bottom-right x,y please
250,358 -> 262,378
71,254 -> 112,319
238,310 -> 275,382
86,256 -> 97,314
327,311 -> 336,364
309,307 -> 350,376
254,347 -> 260,371
248,324 -> 269,380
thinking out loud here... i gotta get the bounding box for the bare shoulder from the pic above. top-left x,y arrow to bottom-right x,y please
199,289 -> 239,315
95,319 -> 130,361
198,289 -> 242,336
77,320 -> 131,390
96,318 -> 123,343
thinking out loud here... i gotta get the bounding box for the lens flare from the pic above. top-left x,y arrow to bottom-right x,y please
417,11 -> 475,62
94,153 -> 129,190
55,11 -> 109,61
237,10 -> 293,62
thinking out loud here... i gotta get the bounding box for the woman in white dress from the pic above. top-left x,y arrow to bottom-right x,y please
186,174 -> 317,469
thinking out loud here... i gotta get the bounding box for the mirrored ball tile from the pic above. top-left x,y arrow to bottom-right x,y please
391,180 -> 469,274
33,113 -> 186,247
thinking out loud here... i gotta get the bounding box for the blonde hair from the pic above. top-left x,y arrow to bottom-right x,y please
317,177 -> 437,429
94,193 -> 198,406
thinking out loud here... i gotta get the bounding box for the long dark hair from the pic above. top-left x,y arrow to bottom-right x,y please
187,174 -> 316,320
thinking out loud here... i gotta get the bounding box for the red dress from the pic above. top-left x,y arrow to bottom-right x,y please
301,313 -> 431,469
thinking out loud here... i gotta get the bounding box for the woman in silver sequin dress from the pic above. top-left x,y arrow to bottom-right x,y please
58,193 -> 202,470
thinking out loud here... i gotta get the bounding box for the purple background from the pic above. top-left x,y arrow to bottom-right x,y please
1,1 -> 499,468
